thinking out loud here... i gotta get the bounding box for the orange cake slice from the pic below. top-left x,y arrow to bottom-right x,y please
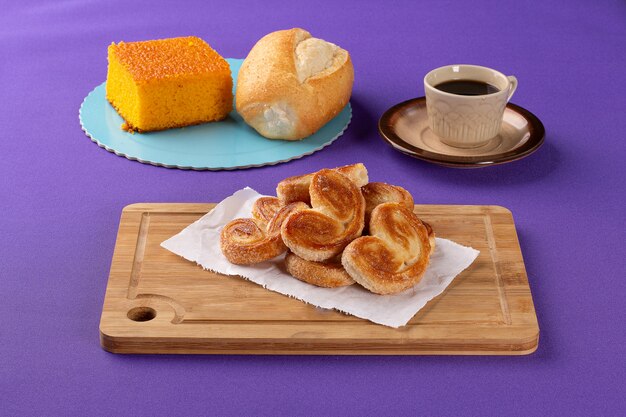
106,36 -> 233,132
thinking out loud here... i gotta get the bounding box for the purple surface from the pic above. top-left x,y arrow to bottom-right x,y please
1,0 -> 625,416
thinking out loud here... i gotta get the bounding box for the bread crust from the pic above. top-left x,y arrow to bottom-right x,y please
285,251 -> 354,288
236,28 -> 354,140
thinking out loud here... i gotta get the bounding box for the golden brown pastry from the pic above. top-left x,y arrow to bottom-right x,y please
218,163 -> 438,297
220,198 -> 307,265
422,220 -> 436,255
236,28 -> 354,140
281,169 -> 365,262
341,202 -> 433,294
285,251 -> 354,288
361,182 -> 414,226
251,196 -> 283,226
277,163 -> 368,205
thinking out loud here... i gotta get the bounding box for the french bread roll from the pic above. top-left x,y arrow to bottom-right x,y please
236,28 -> 354,140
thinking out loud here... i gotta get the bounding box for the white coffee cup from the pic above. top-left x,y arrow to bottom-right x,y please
424,65 -> 518,148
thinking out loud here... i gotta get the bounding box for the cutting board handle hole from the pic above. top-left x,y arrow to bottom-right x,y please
127,307 -> 156,322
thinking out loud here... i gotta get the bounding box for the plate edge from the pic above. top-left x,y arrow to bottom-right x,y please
79,80 -> 352,171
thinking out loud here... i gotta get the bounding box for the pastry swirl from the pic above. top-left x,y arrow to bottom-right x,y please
276,163 -> 368,205
251,196 -> 283,226
285,251 -> 354,288
281,169 -> 365,262
362,182 -> 414,226
220,198 -> 307,265
341,202 -> 433,294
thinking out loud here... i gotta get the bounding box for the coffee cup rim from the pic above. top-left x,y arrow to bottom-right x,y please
424,64 -> 511,99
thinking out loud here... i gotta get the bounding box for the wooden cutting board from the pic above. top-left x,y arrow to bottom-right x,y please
99,203 -> 539,355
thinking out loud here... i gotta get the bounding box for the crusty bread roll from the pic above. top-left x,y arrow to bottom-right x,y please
236,28 -> 354,140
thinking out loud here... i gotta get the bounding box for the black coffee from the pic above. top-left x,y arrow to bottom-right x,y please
434,80 -> 500,96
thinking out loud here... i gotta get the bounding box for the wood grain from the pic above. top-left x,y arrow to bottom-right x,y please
99,203 -> 539,355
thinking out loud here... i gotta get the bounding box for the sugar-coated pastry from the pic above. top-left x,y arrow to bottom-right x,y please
251,196 -> 283,227
285,251 -> 354,288
421,220 -> 436,255
281,169 -> 365,262
361,182 -> 414,226
277,163 -> 368,205
341,202 -> 433,295
220,200 -> 307,265
219,163 -> 437,297
236,28 -> 354,140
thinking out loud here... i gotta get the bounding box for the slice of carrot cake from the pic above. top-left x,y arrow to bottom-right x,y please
106,36 -> 232,132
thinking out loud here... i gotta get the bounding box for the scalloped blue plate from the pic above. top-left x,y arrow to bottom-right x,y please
79,58 -> 351,170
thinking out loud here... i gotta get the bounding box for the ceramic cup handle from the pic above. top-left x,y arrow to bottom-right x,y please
506,76 -> 518,102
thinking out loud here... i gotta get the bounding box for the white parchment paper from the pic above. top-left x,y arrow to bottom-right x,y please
161,187 -> 480,327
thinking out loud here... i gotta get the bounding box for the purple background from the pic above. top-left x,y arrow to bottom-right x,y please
1,0 -> 625,415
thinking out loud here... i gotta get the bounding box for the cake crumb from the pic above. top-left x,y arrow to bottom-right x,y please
121,122 -> 135,133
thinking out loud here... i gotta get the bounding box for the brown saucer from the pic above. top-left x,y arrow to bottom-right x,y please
378,97 -> 545,168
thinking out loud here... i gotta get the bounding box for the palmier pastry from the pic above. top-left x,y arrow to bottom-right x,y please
220,197 -> 307,265
421,220 -> 436,255
277,163 -> 368,205
251,196 -> 283,226
361,182 -> 414,226
285,251 -> 354,288
341,202 -> 433,295
281,169 -> 365,262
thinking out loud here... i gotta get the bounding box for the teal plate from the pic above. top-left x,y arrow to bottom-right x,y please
79,58 -> 351,170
